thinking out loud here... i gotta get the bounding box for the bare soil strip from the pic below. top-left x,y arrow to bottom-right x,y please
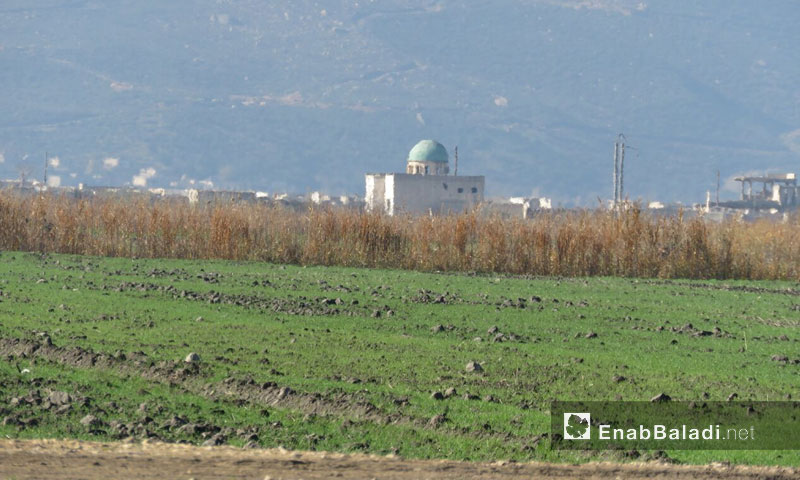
0,439 -> 797,480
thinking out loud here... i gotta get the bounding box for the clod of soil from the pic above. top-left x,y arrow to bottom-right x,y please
277,386 -> 293,399
465,361 -> 483,373
80,415 -> 103,428
202,434 -> 227,446
427,414 -> 447,428
184,352 -> 201,363
47,391 -> 71,406
650,393 -> 671,403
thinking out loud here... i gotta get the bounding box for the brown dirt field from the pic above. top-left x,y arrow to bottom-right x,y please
0,439 -> 797,480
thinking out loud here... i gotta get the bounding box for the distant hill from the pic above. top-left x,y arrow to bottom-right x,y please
1,0 -> 798,204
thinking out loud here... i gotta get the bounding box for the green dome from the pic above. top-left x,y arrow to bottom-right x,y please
408,140 -> 448,163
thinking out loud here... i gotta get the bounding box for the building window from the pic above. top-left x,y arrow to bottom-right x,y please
471,187 -> 478,193
443,183 -> 448,190
424,166 -> 429,175
457,187 -> 464,193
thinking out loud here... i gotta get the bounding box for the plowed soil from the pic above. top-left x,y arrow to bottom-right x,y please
0,439 -> 797,480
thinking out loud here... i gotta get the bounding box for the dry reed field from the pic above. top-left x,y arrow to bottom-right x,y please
1,190 -> 799,280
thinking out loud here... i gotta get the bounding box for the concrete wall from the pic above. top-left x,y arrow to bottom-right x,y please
365,174 -> 386,212
390,174 -> 484,215
385,174 -> 395,215
366,173 -> 484,215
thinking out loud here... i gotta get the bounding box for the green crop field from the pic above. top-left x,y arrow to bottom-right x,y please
0,252 -> 798,466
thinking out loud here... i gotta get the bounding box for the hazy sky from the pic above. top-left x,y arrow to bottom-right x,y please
1,1 -> 798,204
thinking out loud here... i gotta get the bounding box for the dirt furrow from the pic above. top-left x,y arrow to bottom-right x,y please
0,336 -> 409,426
0,439 -> 797,480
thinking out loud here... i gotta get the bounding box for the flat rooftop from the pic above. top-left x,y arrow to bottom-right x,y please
734,173 -> 796,182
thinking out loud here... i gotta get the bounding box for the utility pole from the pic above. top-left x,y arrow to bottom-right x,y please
454,146 -> 458,176
613,142 -> 619,207
16,162 -> 31,190
619,140 -> 625,202
612,134 -> 626,208
44,151 -> 48,187
715,170 -> 720,205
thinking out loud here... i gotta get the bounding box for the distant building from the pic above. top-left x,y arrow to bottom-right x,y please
365,140 -> 484,215
480,197 -> 552,219
195,190 -> 256,204
725,173 -> 799,210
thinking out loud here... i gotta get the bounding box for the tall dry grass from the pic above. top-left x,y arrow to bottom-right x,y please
2,190 -> 800,280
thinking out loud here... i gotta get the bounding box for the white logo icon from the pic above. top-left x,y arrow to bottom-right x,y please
563,412 -> 591,440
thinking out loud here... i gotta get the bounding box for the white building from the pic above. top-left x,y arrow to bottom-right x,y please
366,140 -> 485,215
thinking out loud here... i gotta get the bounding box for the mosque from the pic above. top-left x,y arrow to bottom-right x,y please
365,140 -> 485,215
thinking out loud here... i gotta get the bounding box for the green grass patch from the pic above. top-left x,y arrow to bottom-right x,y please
0,252 -> 798,466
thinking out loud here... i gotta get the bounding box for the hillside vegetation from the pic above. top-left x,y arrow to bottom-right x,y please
1,1 -> 799,200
